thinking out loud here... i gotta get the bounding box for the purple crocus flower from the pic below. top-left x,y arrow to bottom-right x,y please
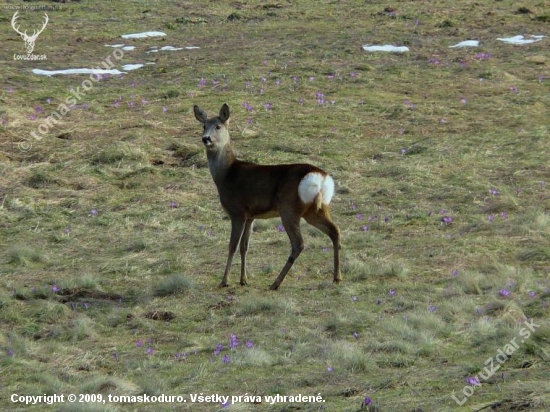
499,289 -> 511,297
466,377 -> 480,386
229,334 -> 239,349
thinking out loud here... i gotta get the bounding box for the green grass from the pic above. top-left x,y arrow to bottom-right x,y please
152,274 -> 194,297
1,1 -> 550,411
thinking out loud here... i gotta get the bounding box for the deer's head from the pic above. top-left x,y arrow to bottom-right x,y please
194,104 -> 231,151
12,11 -> 49,54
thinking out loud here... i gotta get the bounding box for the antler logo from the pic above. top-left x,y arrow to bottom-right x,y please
11,11 -> 49,54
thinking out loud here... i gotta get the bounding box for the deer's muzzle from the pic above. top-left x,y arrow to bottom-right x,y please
202,136 -> 212,146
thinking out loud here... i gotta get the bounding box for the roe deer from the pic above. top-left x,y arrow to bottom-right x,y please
194,103 -> 341,290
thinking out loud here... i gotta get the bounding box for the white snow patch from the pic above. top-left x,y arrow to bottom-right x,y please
122,64 -> 144,71
449,40 -> 479,48
362,44 -> 409,53
105,44 -> 135,51
32,68 -> 125,76
146,46 -> 198,53
121,31 -> 166,39
497,35 -> 545,45
147,46 -> 183,53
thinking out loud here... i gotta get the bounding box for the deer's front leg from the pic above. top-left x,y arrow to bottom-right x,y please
239,219 -> 254,286
220,216 -> 246,287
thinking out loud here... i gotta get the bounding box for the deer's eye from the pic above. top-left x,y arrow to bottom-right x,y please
216,125 -> 221,130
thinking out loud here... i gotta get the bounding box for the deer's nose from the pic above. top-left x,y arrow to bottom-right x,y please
202,136 -> 212,145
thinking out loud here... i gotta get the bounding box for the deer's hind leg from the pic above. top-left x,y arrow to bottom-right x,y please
303,205 -> 341,283
269,209 -> 304,291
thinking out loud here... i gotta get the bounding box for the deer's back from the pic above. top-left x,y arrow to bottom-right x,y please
217,161 -> 326,218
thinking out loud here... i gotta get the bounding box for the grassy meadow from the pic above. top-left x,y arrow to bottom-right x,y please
1,0 -> 550,410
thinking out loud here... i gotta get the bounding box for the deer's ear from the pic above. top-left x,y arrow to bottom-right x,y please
194,105 -> 208,124
219,103 -> 230,123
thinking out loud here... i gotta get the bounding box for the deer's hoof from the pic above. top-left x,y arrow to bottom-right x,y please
268,284 -> 279,291
218,282 -> 229,288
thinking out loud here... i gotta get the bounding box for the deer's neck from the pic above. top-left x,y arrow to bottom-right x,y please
206,144 -> 236,185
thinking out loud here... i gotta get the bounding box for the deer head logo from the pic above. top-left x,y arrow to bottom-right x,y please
11,11 -> 49,54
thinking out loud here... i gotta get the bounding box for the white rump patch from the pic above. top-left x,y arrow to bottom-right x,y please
322,175 -> 335,205
298,173 -> 335,206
